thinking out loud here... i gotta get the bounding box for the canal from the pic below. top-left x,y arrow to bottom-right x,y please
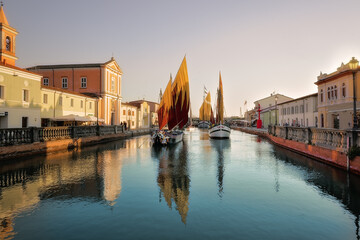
0,129 -> 360,239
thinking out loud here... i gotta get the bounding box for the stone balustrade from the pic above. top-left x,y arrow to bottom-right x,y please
268,125 -> 350,152
0,125 -> 133,146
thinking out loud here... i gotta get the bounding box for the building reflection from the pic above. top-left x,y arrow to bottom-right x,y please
0,140 -> 128,238
272,145 -> 360,239
156,142 -> 190,224
210,139 -> 231,198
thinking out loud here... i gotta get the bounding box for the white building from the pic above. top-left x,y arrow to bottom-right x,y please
278,93 -> 318,127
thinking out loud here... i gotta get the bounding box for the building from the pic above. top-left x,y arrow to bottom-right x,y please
315,58 -> 360,129
278,93 -> 318,127
253,93 -> 293,128
120,102 -> 138,129
127,100 -> 159,128
40,86 -> 97,126
0,5 -> 42,128
27,58 -> 123,126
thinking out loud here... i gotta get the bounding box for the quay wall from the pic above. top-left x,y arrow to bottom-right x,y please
0,129 -> 152,161
235,127 -> 360,175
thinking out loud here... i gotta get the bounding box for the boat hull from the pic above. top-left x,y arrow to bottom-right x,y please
198,121 -> 210,129
152,130 -> 184,146
209,124 -> 231,139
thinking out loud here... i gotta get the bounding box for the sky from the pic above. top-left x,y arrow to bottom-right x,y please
6,0 -> 360,117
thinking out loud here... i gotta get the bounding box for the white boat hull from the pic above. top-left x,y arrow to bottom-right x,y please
209,124 -> 231,139
198,121 -> 210,129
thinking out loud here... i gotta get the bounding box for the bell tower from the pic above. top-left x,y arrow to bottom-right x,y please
0,3 -> 18,66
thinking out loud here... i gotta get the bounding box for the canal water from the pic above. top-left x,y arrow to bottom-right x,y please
0,129 -> 360,240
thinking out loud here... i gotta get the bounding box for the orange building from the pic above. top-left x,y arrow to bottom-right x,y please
0,4 -> 18,66
27,58 -> 123,125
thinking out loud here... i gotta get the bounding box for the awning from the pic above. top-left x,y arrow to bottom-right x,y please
51,114 -> 104,122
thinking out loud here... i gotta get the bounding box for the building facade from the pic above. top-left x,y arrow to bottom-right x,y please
40,86 -> 97,126
120,103 -> 138,129
253,93 -> 293,128
27,58 -> 123,126
315,58 -> 360,129
0,5 -> 42,128
278,93 -> 318,127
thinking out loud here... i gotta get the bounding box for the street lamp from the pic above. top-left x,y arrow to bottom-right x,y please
275,95 -> 278,126
349,57 -> 359,130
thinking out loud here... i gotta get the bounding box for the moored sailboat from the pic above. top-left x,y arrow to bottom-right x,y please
153,57 -> 190,145
198,89 -> 212,129
209,72 -> 230,139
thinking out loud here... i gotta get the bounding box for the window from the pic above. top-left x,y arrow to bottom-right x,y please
70,98 -> 74,107
62,78 -> 68,88
320,89 -> 323,102
128,110 -> 131,115
59,96 -> 62,106
331,86 -> 334,99
287,107 -> 290,115
132,121 -> 134,126
327,87 -> 330,100
89,102 -> 92,109
342,83 -> 346,98
306,118 -> 309,127
334,85 -> 337,99
321,114 -> 324,128
295,106 -> 298,114
132,111 -> 134,116
43,78 -> 49,86
81,77 -> 87,88
43,94 -> 48,104
306,103 -> 308,112
291,107 -> 294,114
111,77 -> 115,92
0,85 -> 4,99
6,36 -> 10,51
300,105 -> 304,113
81,100 -> 83,108
23,89 -> 29,102
123,110 -> 126,115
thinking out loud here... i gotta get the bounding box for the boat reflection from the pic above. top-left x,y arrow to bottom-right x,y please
210,139 -> 231,198
156,142 -> 190,224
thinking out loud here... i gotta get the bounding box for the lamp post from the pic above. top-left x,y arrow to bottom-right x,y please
275,95 -> 278,126
349,57 -> 359,144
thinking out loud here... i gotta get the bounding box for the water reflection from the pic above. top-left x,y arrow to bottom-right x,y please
156,142 -> 190,224
272,145 -> 360,239
210,139 -> 230,198
0,138 -> 136,239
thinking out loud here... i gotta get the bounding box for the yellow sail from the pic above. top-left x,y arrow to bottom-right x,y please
199,102 -> 204,120
218,72 -> 224,124
199,92 -> 212,121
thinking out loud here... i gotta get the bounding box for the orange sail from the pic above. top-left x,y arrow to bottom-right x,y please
216,72 -> 224,124
168,57 -> 190,130
199,92 -> 212,121
157,77 -> 173,130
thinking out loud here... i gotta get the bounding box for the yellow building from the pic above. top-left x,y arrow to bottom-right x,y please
120,102 -> 138,129
316,57 -> 360,129
40,86 -> 97,126
121,100 -> 159,129
0,5 -> 42,128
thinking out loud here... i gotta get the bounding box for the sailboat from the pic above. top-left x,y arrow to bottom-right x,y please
209,72 -> 231,139
153,57 -> 190,145
198,90 -> 213,129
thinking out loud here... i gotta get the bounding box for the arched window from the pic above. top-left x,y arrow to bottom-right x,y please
327,87 -> 331,100
5,36 -> 10,51
128,109 -> 131,115
331,86 -> 334,99
342,83 -> 346,98
334,85 -> 337,99
320,89 -> 324,102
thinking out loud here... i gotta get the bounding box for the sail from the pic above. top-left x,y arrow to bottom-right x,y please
157,77 -> 173,130
168,57 -> 190,130
199,92 -> 212,121
210,108 -> 215,124
218,72 -> 224,124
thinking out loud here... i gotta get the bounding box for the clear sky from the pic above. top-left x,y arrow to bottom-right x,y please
6,0 -> 360,116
